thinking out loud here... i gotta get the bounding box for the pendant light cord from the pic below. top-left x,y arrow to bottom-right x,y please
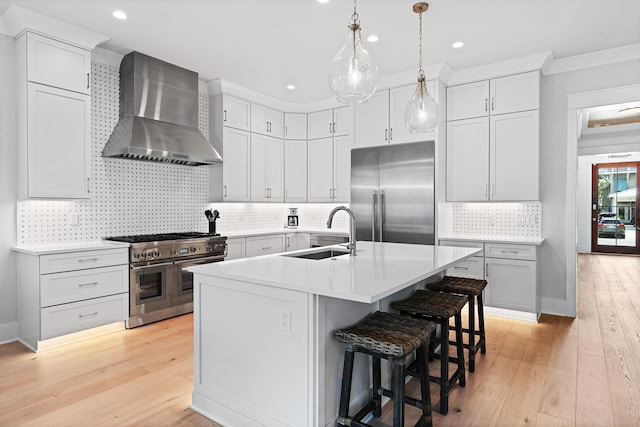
418,9 -> 424,78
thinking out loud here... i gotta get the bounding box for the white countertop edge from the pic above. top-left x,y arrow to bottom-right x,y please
224,228 -> 349,238
438,235 -> 545,245
191,244 -> 482,304
12,240 -> 130,255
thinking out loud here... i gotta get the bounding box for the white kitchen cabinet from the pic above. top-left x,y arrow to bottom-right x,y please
220,95 -> 251,131
446,118 -> 490,201
17,31 -> 92,199
26,32 -> 91,95
251,103 -> 284,139
446,71 -> 540,121
225,238 -> 246,261
285,233 -> 296,251
17,247 -> 129,351
485,243 -> 537,313
245,235 -> 285,258
295,233 -> 311,250
250,134 -> 284,202
285,113 -> 307,140
307,135 -> 351,202
354,82 -> 437,148
308,106 -> 353,140
440,240 -> 485,279
222,127 -> 251,202
284,140 -> 307,202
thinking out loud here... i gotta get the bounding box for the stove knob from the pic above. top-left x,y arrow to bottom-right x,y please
170,249 -> 177,255
140,252 -> 146,259
154,250 -> 160,257
190,247 -> 197,253
133,252 -> 139,259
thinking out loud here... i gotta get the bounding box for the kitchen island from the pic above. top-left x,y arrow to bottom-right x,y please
189,241 -> 481,427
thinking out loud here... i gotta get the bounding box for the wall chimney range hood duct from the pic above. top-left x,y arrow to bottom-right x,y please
102,51 -> 222,166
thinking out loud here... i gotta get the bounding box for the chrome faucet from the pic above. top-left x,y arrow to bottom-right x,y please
327,206 -> 357,256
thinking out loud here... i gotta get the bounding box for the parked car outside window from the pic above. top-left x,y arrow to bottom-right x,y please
598,217 -> 626,238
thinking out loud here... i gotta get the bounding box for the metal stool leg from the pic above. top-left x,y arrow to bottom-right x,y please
417,346 -> 433,427
392,361 -> 405,427
338,349 -> 355,423
478,293 -> 487,354
372,356 -> 382,417
455,313 -> 466,387
467,296 -> 476,372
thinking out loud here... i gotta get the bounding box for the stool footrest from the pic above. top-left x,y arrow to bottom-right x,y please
379,387 -> 427,410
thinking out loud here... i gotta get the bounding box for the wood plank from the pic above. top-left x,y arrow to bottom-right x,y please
575,352 -> 615,426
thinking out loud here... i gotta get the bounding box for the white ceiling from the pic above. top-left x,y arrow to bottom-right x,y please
1,0 -> 639,103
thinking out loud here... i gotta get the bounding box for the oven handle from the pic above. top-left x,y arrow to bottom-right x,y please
174,254 -> 226,266
130,261 -> 174,271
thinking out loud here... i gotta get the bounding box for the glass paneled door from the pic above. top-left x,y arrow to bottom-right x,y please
592,162 -> 639,254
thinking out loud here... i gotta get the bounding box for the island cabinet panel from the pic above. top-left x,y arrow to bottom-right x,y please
194,277 -> 311,427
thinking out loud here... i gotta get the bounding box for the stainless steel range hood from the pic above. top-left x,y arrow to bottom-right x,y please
102,51 -> 222,166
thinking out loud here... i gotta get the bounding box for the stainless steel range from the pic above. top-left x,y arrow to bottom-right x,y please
105,232 -> 227,328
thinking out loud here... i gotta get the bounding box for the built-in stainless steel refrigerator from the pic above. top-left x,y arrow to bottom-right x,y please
351,141 -> 435,244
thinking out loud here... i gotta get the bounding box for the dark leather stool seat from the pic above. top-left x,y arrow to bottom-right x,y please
333,311 -> 436,427
392,290 -> 468,415
427,276 -> 487,372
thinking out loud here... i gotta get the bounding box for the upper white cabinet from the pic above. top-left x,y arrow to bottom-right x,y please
285,113 -> 307,140
222,127 -> 251,202
284,140 -> 307,202
251,103 -> 284,139
446,71 -> 540,202
308,134 -> 351,202
17,31 -> 92,199
308,106 -> 353,140
26,33 -> 91,95
250,134 -> 284,202
354,81 -> 437,147
221,95 -> 251,131
446,71 -> 540,121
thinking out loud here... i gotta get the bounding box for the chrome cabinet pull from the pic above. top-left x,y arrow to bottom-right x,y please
78,258 -> 98,263
223,110 -> 227,122
389,128 -> 393,141
486,263 -> 489,277
262,246 -> 272,250
79,312 -> 98,319
491,97 -> 495,111
485,98 -> 488,111
454,266 -> 468,270
329,123 -> 333,134
78,282 -> 99,287
372,190 -> 378,241
87,177 -> 91,193
485,184 -> 488,198
86,73 -> 90,89
333,122 -> 336,133
385,129 -> 388,141
224,185 -> 228,197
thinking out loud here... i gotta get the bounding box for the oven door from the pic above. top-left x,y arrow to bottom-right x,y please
130,261 -> 172,316
171,255 -> 225,307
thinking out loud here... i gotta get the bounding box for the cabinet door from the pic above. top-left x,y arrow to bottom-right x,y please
490,110 -> 539,201
284,140 -> 307,202
333,135 -> 352,202
225,238 -> 246,260
251,103 -> 269,136
485,258 -> 536,312
446,118 -> 489,201
308,137 -> 334,202
285,234 -> 296,251
295,233 -> 311,250
308,109 -> 333,140
354,90 -> 389,147
285,113 -> 307,140
389,84 -> 437,144
27,83 -> 90,198
27,33 -> 91,95
267,138 -> 284,202
245,235 -> 285,257
222,127 -> 251,201
250,134 -> 269,202
446,80 -> 489,121
333,106 -> 354,137
223,95 -> 250,131
268,109 -> 285,139
490,71 -> 539,115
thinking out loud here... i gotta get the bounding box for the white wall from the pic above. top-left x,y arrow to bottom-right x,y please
0,34 -> 17,343
540,58 -> 640,314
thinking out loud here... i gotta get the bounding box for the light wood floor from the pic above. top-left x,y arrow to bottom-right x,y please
1,253 -> 640,426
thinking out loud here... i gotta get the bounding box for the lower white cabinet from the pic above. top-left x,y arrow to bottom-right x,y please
245,235 -> 286,258
17,246 -> 129,351
225,237 -> 246,261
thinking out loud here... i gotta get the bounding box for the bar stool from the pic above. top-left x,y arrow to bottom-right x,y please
392,290 -> 468,415
333,311 -> 436,427
427,276 -> 487,372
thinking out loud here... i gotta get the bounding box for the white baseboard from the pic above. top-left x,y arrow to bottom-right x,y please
484,306 -> 539,323
541,297 -> 572,317
0,321 -> 18,345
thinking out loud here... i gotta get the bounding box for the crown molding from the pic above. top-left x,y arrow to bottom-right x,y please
545,43 -> 640,75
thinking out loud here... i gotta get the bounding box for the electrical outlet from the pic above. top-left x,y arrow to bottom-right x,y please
280,308 -> 291,332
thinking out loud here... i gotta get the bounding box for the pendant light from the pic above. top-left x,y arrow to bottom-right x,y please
404,2 -> 438,133
328,0 -> 378,104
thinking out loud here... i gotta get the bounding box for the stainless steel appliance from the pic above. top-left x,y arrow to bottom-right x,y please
105,232 -> 227,327
351,141 -> 435,244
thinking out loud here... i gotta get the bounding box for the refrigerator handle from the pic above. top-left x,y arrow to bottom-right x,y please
379,190 -> 385,242
371,190 -> 378,241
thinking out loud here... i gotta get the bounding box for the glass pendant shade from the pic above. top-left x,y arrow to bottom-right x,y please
404,74 -> 438,133
329,22 -> 378,104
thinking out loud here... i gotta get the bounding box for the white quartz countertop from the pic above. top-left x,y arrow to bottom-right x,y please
190,241 -> 481,303
12,240 -> 130,255
439,234 -> 545,245
224,228 -> 348,238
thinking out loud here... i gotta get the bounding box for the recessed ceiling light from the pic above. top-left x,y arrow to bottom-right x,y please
317,0 -> 330,3
452,41 -> 464,49
287,84 -> 296,90
367,35 -> 379,43
619,106 -> 640,115
112,10 -> 127,20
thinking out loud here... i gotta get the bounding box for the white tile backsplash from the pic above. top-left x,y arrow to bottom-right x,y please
450,202 -> 542,238
17,62 -> 347,245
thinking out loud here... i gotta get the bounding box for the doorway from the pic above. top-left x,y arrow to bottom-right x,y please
591,162 -> 639,254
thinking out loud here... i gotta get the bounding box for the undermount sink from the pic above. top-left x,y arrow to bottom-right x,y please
282,248 -> 350,260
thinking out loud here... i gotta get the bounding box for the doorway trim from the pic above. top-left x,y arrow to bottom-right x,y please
566,83 -> 640,317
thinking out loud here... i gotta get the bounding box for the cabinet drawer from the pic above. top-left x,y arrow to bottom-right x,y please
485,243 -> 536,261
40,248 -> 129,274
41,294 -> 127,340
41,265 -> 129,307
446,256 -> 484,280
439,240 -> 484,256
226,238 -> 246,261
245,235 -> 285,258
